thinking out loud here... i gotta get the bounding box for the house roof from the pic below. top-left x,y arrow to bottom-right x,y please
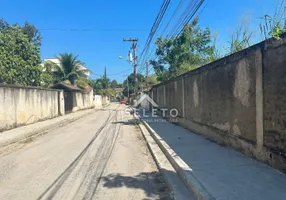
51,82 -> 82,92
115,88 -> 124,92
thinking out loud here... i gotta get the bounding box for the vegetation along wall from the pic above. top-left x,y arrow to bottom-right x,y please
151,35 -> 286,171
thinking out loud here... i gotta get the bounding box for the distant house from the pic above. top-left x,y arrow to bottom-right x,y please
43,58 -> 91,78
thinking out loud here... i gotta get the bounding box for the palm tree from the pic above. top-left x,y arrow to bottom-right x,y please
51,53 -> 89,85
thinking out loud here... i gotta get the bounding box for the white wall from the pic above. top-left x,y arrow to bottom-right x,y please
0,85 -> 62,131
72,90 -> 94,112
94,95 -> 102,108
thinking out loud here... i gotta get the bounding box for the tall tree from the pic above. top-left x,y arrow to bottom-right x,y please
90,78 -> 104,95
150,18 -> 219,82
146,74 -> 159,86
122,73 -> 145,96
21,21 -> 42,47
110,79 -> 118,88
90,78 -> 115,96
0,19 -> 42,47
0,19 -> 48,86
50,53 -> 89,85
0,25 -> 43,86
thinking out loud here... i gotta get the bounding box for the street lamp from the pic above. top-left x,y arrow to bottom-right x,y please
119,56 -> 132,63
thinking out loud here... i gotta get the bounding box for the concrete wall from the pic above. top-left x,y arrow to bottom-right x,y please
0,85 -> 63,131
94,95 -> 102,108
263,39 -> 286,166
72,90 -> 94,112
150,36 -> 286,171
102,96 -> 110,106
184,49 -> 258,143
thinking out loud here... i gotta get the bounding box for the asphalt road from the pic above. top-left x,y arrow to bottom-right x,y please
0,103 -> 170,200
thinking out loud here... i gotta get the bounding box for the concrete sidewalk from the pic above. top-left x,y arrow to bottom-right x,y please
139,111 -> 286,200
0,104 -> 110,149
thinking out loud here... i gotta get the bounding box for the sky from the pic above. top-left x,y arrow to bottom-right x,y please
1,0 -> 279,83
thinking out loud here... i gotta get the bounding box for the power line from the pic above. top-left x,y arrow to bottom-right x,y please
108,68 -> 134,76
137,0 -> 171,66
175,0 -> 205,37
91,67 -> 133,78
38,28 -> 149,32
160,0 -> 186,37
139,0 -> 206,70
138,0 -> 191,70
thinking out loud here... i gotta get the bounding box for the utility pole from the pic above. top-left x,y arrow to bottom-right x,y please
104,66 -> 108,89
123,38 -> 138,94
284,6 -> 286,26
127,77 -> 130,98
123,74 -> 130,99
145,61 -> 149,89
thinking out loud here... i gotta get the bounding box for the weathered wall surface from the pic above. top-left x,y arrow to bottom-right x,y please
153,85 -> 165,109
183,48 -> 258,143
150,36 -> 286,171
153,48 -> 258,142
72,90 -> 94,112
94,95 -> 102,108
263,39 -> 286,157
101,96 -> 110,106
165,78 -> 184,117
0,85 -> 61,131
58,91 -> 65,116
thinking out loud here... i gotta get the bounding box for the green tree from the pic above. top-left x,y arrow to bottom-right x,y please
0,19 -> 42,48
146,74 -> 159,86
0,25 -> 43,86
21,21 -> 42,47
110,79 -> 118,88
122,73 -> 145,96
105,88 -> 116,97
150,18 -> 218,82
40,61 -> 54,87
90,78 -> 104,95
90,78 -> 115,96
50,53 -> 89,85
76,77 -> 91,89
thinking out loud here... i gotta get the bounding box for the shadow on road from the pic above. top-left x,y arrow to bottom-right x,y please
112,119 -> 139,126
100,171 -> 171,199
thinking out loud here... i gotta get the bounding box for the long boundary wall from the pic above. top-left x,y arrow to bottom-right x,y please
0,84 -> 64,131
151,36 -> 286,171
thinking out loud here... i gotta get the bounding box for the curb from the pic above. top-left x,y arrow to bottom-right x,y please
136,113 -> 214,200
134,113 -> 195,200
0,104 -> 111,149
133,114 -> 175,200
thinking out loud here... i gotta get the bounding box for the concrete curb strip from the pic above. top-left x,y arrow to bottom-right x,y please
133,114 -> 176,200
134,113 -> 192,200
0,104 -> 111,149
137,114 -> 214,200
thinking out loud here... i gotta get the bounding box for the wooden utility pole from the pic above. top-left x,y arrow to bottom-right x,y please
127,77 -> 130,98
123,38 -> 138,94
145,61 -> 149,89
104,66 -> 108,89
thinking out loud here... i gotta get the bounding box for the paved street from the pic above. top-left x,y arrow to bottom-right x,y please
0,104 -> 169,200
